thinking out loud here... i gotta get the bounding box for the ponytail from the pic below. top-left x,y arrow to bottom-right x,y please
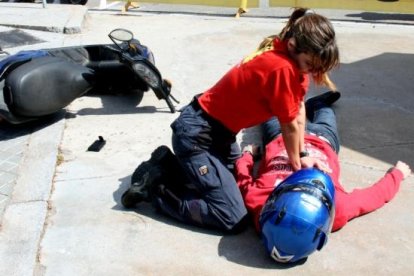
279,7 -> 308,40
318,73 -> 337,91
258,35 -> 277,51
257,8 -> 308,51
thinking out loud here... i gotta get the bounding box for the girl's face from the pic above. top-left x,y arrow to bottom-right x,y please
287,38 -> 317,74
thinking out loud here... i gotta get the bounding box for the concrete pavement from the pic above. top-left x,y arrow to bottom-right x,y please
1,3 -> 414,275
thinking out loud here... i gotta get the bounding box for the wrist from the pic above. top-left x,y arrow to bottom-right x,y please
299,150 -> 309,158
242,145 -> 254,155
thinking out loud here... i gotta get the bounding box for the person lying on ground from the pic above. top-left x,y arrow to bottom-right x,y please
236,91 -> 411,234
234,91 -> 411,262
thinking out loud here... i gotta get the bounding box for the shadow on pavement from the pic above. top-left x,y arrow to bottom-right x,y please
111,173 -> 224,236
218,228 -> 308,269
0,29 -> 45,48
111,174 -> 132,211
346,12 -> 414,23
0,111 -> 64,141
0,89 -> 164,137
68,90 -> 174,117
331,53 -> 414,166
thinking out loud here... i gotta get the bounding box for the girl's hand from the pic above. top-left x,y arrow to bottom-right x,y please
300,156 -> 332,173
394,161 -> 411,179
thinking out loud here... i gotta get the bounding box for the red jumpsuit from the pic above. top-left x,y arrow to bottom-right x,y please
235,134 -> 404,232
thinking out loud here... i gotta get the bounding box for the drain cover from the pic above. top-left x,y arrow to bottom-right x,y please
0,29 -> 45,48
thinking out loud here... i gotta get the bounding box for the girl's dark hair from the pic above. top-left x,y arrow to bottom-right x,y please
259,7 -> 340,90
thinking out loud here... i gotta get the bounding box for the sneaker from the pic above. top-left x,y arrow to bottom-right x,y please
305,91 -> 341,120
131,145 -> 175,184
121,145 -> 176,208
121,165 -> 165,208
121,181 -> 149,208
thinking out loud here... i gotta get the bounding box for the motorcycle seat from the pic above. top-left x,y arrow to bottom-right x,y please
47,47 -> 90,66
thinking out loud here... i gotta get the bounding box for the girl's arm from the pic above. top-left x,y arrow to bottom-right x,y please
297,101 -> 306,152
280,102 -> 306,171
281,103 -> 332,172
281,119 -> 301,171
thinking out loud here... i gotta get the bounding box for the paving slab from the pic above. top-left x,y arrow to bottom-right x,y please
0,201 -> 48,276
0,3 -> 88,33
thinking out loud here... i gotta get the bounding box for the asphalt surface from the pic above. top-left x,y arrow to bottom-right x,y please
0,2 -> 414,275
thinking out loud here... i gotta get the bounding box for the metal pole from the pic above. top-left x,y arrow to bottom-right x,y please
42,0 -> 47,8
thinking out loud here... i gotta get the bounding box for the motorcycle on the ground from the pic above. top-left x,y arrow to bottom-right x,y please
0,28 -> 179,124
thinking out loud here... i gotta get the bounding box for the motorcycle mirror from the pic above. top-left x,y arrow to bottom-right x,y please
108,29 -> 134,52
108,29 -> 133,42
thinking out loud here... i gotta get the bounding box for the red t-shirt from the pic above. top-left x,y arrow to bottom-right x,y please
235,135 -> 403,232
198,38 -> 309,133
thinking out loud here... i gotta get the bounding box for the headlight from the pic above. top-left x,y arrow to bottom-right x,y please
132,63 -> 160,88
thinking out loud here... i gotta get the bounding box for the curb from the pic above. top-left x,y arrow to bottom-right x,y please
0,116 -> 65,275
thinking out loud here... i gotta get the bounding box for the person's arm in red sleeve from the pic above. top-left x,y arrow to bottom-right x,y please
333,161 -> 411,232
235,152 -> 254,195
235,145 -> 260,195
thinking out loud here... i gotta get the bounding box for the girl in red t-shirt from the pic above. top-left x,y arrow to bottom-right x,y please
122,8 -> 341,233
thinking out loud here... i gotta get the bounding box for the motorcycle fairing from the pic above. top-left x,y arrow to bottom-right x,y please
1,56 -> 94,122
47,45 -> 150,93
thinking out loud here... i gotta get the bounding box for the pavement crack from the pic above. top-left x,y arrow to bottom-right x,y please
340,160 -> 387,171
354,141 -> 414,150
54,174 -> 117,182
9,199 -> 47,204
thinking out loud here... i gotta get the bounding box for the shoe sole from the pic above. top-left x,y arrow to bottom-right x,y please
131,145 -> 174,184
305,91 -> 341,119
121,186 -> 148,208
306,91 -> 341,106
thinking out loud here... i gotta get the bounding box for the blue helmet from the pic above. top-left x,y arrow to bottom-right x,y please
259,168 -> 335,263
